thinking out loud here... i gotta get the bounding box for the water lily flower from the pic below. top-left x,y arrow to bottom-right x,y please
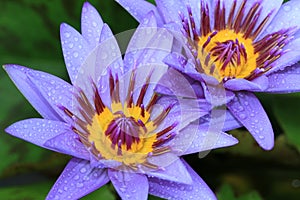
4,2 -> 238,200
118,0 -> 300,150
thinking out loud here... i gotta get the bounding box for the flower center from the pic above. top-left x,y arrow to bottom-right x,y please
63,69 -> 176,170
86,103 -> 158,167
181,0 -> 293,82
105,115 -> 143,152
198,29 -> 258,82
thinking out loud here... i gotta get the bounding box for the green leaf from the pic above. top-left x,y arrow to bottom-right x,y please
238,191 -> 263,200
217,184 -> 263,200
217,184 -> 236,200
0,181 -> 52,200
272,96 -> 300,151
0,181 -> 115,200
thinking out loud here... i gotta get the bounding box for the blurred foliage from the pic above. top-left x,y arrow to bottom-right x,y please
0,181 -> 115,200
217,184 -> 262,200
0,0 -> 299,200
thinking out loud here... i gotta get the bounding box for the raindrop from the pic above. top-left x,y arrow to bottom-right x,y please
68,43 -> 74,48
143,18 -> 149,24
73,175 -> 80,180
80,167 -> 87,173
92,22 -> 97,27
76,183 -> 84,188
73,52 -> 79,58
64,32 -> 71,38
238,114 -> 246,120
101,70 -> 108,79
101,52 -> 108,59
120,187 -> 126,193
237,106 -> 244,111
259,135 -> 265,140
283,5 -> 291,11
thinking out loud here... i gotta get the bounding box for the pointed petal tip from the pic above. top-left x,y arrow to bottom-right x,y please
2,64 -> 8,70
4,125 -> 13,135
83,1 -> 92,8
60,23 -> 75,35
60,22 -> 67,28
259,138 -> 274,151
59,23 -> 69,36
3,64 -> 33,80
228,92 -> 275,151
225,133 -> 239,146
3,64 -> 24,71
82,1 -> 99,17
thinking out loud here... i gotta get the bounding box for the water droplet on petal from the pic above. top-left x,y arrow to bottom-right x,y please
283,5 -> 291,11
64,32 -> 71,38
259,135 -> 265,139
238,106 -> 244,111
239,114 -> 246,120
120,187 -> 126,193
101,52 -> 108,59
73,52 -> 79,58
143,18 -> 149,24
73,175 -> 79,180
76,183 -> 84,188
80,167 -> 87,173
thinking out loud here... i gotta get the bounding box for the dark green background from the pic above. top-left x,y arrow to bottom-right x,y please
0,0 -> 299,199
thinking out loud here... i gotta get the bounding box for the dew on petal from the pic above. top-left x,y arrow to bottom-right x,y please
283,5 -> 291,12
239,114 -> 247,120
80,167 -> 87,173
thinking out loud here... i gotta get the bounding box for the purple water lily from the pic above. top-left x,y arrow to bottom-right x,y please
118,0 -> 300,150
4,2 -> 238,200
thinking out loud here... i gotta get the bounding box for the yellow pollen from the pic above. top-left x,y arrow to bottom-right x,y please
86,102 -> 157,166
197,29 -> 259,82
